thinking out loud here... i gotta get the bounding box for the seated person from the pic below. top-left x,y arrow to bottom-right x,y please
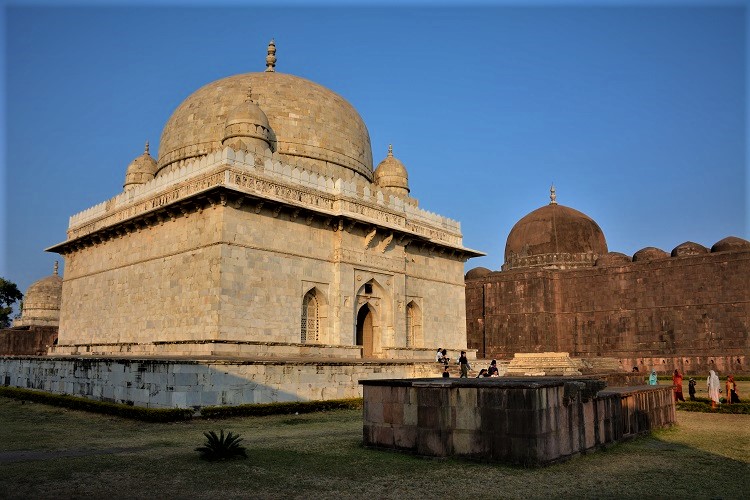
487,360 -> 499,376
440,349 -> 450,365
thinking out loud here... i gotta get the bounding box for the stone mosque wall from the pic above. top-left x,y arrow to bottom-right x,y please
466,248 -> 750,374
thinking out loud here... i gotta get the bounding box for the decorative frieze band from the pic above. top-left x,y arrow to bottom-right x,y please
56,148 -> 479,256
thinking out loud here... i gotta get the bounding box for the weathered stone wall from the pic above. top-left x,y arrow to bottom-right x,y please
54,200 -> 469,358
0,356 -> 443,408
0,327 -> 58,356
58,207 -> 225,345
361,377 -> 675,465
467,250 -> 750,374
218,204 -> 336,343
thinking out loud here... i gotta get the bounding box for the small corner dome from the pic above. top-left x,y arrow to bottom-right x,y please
671,241 -> 709,257
222,97 -> 272,152
595,252 -> 631,267
465,267 -> 492,280
373,145 -> 409,193
710,236 -> 750,253
225,98 -> 270,130
124,142 -> 157,190
632,247 -> 669,262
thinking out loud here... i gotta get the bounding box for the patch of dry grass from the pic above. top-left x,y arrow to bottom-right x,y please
1,397 -> 748,499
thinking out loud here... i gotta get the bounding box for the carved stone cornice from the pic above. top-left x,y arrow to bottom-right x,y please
47,158 -> 484,259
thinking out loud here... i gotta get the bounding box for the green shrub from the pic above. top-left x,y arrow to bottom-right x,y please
195,430 -> 247,461
676,400 -> 750,414
199,398 -> 362,419
0,386 -> 193,422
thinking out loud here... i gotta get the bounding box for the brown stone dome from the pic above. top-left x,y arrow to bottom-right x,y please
711,236 -> 750,253
123,142 -> 157,190
465,267 -> 492,280
503,193 -> 607,271
671,241 -> 709,258
14,263 -> 62,327
157,71 -> 373,182
595,252 -> 632,267
632,247 -> 669,262
373,145 -> 409,195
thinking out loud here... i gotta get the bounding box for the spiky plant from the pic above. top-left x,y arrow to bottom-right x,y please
195,430 -> 247,461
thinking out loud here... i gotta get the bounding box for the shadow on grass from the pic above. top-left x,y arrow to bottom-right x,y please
0,398 -> 747,499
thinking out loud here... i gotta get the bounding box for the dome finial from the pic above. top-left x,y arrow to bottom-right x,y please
53,261 -> 59,276
388,144 -> 393,157
265,38 -> 276,72
550,184 -> 557,205
144,141 -> 150,155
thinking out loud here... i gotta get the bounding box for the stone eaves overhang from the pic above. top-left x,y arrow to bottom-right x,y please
46,161 -> 485,261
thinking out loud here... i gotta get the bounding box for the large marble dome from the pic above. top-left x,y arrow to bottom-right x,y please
503,187 -> 608,271
157,41 -> 373,182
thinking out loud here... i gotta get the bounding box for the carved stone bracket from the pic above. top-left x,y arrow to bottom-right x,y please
364,227 -> 377,249
379,232 -> 394,253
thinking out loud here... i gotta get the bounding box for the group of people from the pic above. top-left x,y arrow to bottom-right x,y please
436,348 -> 499,378
706,370 -> 741,407
476,360 -> 499,378
649,368 -> 741,407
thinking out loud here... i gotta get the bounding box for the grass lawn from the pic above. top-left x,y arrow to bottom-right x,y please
1,396 -> 748,499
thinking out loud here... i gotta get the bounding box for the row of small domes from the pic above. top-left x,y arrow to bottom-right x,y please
467,236 -> 750,279
596,237 -> 750,266
124,140 -> 409,194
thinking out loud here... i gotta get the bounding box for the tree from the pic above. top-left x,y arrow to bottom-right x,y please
0,277 -> 23,328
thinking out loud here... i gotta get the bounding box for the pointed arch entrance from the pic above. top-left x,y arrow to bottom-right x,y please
356,304 -> 374,358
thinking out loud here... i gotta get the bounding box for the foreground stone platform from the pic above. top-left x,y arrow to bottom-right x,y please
360,377 -> 674,466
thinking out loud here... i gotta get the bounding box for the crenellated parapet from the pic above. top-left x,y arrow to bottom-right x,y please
53,146 -> 480,257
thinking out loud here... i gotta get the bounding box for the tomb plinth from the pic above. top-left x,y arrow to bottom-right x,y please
360,377 -> 675,466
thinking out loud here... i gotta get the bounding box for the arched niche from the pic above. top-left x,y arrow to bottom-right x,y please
301,286 -> 329,344
405,300 -> 423,348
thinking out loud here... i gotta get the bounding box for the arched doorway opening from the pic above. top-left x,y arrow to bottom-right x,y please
356,304 -> 374,358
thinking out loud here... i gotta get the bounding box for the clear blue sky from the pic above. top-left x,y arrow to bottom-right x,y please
2,1 -> 747,296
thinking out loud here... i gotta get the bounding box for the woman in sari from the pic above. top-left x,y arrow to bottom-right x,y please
649,370 -> 658,385
707,370 -> 721,408
726,375 -> 740,403
672,369 -> 685,401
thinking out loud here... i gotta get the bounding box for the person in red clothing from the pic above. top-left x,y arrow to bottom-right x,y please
726,374 -> 740,403
672,369 -> 685,402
